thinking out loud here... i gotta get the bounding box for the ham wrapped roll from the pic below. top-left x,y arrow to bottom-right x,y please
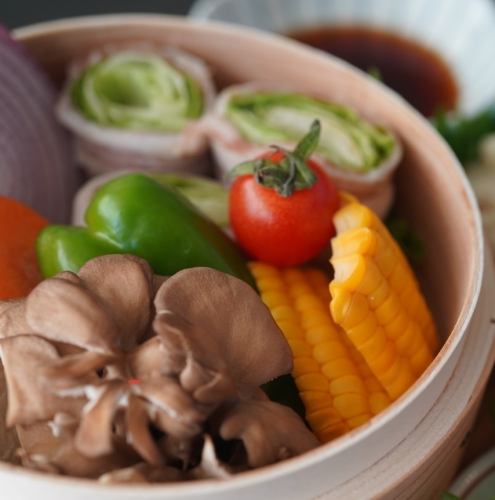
206,83 -> 402,217
56,45 -> 216,176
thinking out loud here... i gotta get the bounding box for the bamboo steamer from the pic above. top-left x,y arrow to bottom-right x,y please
0,15 -> 493,499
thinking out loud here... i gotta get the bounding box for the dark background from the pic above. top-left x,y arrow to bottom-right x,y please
1,0 -> 196,29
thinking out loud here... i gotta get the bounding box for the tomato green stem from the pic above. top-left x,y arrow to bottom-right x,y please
229,120 -> 321,197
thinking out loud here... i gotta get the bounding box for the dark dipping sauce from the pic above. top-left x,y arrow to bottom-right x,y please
288,26 -> 458,117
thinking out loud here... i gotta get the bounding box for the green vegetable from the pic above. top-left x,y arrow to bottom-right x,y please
433,104 -> 495,165
262,374 -> 306,419
386,215 -> 424,264
367,66 -> 383,82
151,173 -> 229,227
226,91 -> 396,172
72,51 -> 203,131
37,174 -> 254,287
440,493 -> 460,500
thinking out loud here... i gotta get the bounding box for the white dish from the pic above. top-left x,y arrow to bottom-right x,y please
190,0 -> 495,114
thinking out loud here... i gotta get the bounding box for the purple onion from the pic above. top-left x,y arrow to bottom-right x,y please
0,26 -> 76,222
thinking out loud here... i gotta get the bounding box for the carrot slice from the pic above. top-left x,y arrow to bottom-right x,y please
0,197 -> 48,299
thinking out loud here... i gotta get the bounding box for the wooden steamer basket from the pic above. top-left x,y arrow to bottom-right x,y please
0,15 -> 493,499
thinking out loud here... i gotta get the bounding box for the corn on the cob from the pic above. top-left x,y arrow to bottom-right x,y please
330,196 -> 438,401
250,262 -> 391,443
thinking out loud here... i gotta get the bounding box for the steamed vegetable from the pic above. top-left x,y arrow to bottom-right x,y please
152,173 -> 228,227
37,174 -> 254,287
72,171 -> 229,228
433,104 -> 495,165
56,47 -> 216,175
0,26 -> 76,222
330,195 -> 438,399
385,214 -> 424,263
229,121 -> 339,266
250,262 -> 391,442
0,197 -> 48,299
207,82 -> 402,218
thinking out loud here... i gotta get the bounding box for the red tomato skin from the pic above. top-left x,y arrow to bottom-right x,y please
229,161 -> 339,267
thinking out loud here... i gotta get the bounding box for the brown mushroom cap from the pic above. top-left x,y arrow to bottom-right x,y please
24,255 -> 155,354
0,300 -> 32,339
218,399 -> 320,468
154,267 -> 293,398
17,419 -> 138,478
0,336 -> 82,426
77,255 -> 155,351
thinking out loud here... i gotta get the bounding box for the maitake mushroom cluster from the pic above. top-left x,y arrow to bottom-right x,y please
0,255 -> 318,483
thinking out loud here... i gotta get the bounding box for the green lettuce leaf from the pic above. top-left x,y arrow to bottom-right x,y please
226,91 -> 396,173
71,51 -> 203,132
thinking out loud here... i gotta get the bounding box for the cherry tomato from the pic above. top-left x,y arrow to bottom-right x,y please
229,122 -> 339,266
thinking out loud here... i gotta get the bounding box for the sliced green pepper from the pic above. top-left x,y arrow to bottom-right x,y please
37,174 -> 254,287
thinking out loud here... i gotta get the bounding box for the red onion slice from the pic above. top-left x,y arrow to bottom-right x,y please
0,28 -> 76,223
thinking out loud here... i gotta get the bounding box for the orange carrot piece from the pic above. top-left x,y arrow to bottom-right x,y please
0,197 -> 48,299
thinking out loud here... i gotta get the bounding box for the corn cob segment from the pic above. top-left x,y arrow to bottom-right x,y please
249,262 -> 391,443
330,198 -> 438,401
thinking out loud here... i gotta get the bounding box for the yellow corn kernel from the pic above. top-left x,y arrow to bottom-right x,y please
301,391 -> 334,411
288,339 -> 313,358
322,358 -> 359,379
346,312 -> 378,345
250,262 -> 279,278
331,227 -> 376,258
347,414 -> 373,429
333,201 -> 373,234
329,375 -> 367,397
256,276 -> 285,293
368,341 -> 396,374
373,233 -> 396,278
330,288 -> 369,329
261,290 -> 290,310
318,423 -> 349,442
250,263 -> 391,443
334,393 -> 369,419
313,340 -> 348,364
296,373 -> 329,392
271,305 -> 299,324
293,357 -> 320,376
329,197 -> 438,401
294,292 -> 324,309
381,360 -> 415,400
300,311 -> 334,330
358,328 -> 388,360
275,320 -> 305,341
375,292 -> 401,326
369,392 -> 390,414
306,325 -> 341,345
306,408 -> 343,429
365,376 -> 385,393
410,348 -> 434,376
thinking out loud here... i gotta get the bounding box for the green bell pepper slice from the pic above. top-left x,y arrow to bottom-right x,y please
37,174 -> 254,287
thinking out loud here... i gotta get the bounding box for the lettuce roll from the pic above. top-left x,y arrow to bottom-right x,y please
57,46 -> 216,175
